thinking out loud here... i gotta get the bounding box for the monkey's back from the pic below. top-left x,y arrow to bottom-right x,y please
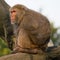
20,9 -> 51,49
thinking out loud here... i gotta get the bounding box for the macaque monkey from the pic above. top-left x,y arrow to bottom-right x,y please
9,4 -> 51,54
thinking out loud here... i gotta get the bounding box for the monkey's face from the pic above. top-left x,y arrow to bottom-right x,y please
10,5 -> 26,24
10,8 -> 19,24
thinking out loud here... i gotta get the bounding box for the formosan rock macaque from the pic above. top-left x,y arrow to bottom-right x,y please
9,4 -> 51,54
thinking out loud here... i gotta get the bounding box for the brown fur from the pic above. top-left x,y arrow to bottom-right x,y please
10,4 -> 51,52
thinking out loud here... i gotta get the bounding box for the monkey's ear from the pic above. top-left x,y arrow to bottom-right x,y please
22,6 -> 28,11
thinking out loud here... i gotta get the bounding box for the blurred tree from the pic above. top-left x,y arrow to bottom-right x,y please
0,0 -> 13,50
50,22 -> 60,44
0,37 -> 11,56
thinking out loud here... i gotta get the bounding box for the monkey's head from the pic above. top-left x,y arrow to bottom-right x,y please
9,4 -> 28,24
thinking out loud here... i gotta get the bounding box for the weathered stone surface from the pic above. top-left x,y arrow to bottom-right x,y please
0,52 -> 48,60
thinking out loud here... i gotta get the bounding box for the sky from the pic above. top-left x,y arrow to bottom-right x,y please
5,0 -> 60,28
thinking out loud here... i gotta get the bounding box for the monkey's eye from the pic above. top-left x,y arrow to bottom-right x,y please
11,10 -> 16,13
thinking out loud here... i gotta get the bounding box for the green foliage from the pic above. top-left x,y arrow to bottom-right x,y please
50,23 -> 59,43
0,38 -> 11,56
